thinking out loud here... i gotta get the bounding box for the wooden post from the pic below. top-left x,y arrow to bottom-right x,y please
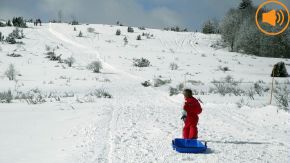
270,69 -> 275,105
270,77 -> 274,104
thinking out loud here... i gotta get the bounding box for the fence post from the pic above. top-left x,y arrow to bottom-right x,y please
269,76 -> 275,105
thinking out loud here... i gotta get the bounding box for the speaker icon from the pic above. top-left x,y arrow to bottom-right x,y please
262,9 -> 285,27
256,0 -> 289,36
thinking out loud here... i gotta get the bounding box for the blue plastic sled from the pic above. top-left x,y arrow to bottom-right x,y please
172,138 -> 207,153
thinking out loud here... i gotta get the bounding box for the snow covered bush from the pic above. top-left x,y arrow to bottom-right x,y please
236,98 -> 248,108
210,75 -> 243,96
177,83 -> 184,91
210,40 -> 226,49
141,80 -> 151,87
153,78 -> 171,87
133,58 -> 150,67
254,81 -> 265,96
5,35 -> 16,44
7,53 -> 22,57
274,81 -> 289,111
87,27 -> 95,33
5,28 -> 24,44
169,62 -> 179,70
0,21 -> 6,27
11,28 -> 24,39
127,27 -> 134,33
45,45 -> 51,51
246,87 -> 255,100
24,89 -> 46,104
46,51 -> 62,61
123,37 -> 128,45
138,26 -> 146,30
219,66 -> 230,72
0,90 -> 13,103
87,61 -> 102,73
64,56 -> 75,67
169,87 -> 179,96
5,64 -> 18,80
78,31 -> 83,37
116,29 -> 121,36
88,88 -> 112,98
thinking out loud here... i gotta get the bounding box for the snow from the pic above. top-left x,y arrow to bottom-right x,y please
0,23 -> 289,163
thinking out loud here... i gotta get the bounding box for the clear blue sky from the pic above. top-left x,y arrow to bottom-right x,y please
0,0 -> 289,31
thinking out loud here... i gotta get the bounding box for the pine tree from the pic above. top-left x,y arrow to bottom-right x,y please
202,20 -> 215,34
239,0 -> 253,10
7,20 -> 12,26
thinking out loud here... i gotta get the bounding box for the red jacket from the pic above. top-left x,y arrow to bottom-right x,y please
183,97 -> 202,124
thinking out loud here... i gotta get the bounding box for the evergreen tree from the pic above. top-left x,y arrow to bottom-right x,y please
239,0 -> 253,10
12,17 -> 27,28
202,20 -> 215,34
7,20 -> 12,26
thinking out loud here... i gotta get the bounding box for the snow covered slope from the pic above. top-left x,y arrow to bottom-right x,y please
0,23 -> 289,163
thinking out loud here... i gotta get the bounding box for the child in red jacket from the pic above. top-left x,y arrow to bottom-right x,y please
181,89 -> 202,139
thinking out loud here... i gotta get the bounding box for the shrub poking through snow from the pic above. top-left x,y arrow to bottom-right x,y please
87,27 -> 95,33
138,26 -> 146,30
127,27 -> 134,33
274,81 -> 289,111
210,75 -> 244,96
254,81 -> 264,96
7,53 -> 22,57
5,64 -> 17,81
136,35 -> 141,40
123,37 -> 128,45
177,83 -> 184,91
74,27 -> 77,31
87,60 -> 102,73
11,28 -> 24,39
153,78 -> 171,87
45,45 -> 51,51
5,35 -> 16,44
141,80 -> 151,87
64,56 -> 75,67
46,51 -> 62,61
88,88 -> 112,98
219,66 -> 230,72
169,87 -> 179,96
116,29 -> 121,35
133,58 -> 150,67
236,98 -> 247,108
271,62 -> 288,77
78,31 -> 83,37
169,62 -> 179,70
24,89 -> 46,104
0,90 -> 13,103
5,28 -> 24,44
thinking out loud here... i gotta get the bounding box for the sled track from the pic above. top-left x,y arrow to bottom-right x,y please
47,24 -> 184,162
